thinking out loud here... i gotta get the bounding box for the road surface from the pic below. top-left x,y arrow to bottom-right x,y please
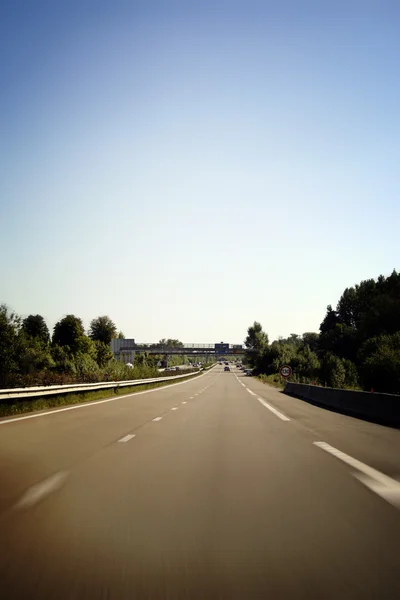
1,363 -> 400,599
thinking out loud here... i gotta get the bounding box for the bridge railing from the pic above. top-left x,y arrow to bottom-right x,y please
135,343 -> 216,349
134,344 -> 243,350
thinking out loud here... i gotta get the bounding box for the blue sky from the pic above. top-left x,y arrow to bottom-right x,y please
1,1 -> 400,344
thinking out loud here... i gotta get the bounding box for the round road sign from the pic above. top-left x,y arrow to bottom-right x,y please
279,365 -> 292,378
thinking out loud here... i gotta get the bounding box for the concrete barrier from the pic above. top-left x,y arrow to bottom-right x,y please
284,382 -> 400,428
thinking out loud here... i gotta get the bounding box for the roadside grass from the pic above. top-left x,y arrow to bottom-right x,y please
257,373 -> 363,392
0,372 -> 202,418
257,373 -> 285,389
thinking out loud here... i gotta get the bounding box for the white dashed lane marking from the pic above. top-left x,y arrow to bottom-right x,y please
170,407 -> 178,411
15,471 -> 69,510
152,417 -> 163,422
236,374 -> 289,422
118,434 -> 136,443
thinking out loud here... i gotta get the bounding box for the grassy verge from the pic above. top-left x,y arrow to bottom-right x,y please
0,372 -> 202,418
257,373 -> 285,389
256,374 -> 364,392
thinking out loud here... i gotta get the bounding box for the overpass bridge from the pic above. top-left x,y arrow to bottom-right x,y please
110,340 -> 245,363
134,344 -> 245,355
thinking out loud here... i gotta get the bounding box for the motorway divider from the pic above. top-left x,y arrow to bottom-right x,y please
284,382 -> 400,428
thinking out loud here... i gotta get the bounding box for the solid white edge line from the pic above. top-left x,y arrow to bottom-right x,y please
152,416 -> 163,422
0,369 -> 212,425
313,442 -> 393,483
15,471 -> 69,510
257,397 -> 290,421
118,434 -> 136,443
314,442 -> 400,509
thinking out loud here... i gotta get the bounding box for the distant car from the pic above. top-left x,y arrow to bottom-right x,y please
224,366 -> 230,372
245,369 -> 253,376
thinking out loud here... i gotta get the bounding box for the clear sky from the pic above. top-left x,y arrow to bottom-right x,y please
1,0 -> 400,344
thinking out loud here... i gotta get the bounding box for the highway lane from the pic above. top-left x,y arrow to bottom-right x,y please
0,367 -> 220,514
236,368 -> 400,476
1,364 -> 400,598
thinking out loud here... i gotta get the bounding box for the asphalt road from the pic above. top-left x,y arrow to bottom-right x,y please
1,363 -> 400,599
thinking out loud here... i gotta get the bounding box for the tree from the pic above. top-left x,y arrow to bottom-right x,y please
52,315 -> 85,353
134,353 -> 147,366
158,339 -> 184,348
94,341 -> 114,367
336,287 -> 359,328
277,334 -> 302,347
0,304 -> 20,384
355,278 -> 377,314
341,359 -> 359,389
244,322 -> 268,352
270,342 -> 296,371
21,314 -> 50,344
74,352 -> 100,382
363,348 -> 400,394
302,332 -> 319,353
293,345 -> 320,381
51,345 -> 77,374
18,337 -> 55,375
320,354 -> 346,388
358,332 -> 400,393
319,323 -> 358,362
359,293 -> 400,340
75,335 -> 97,358
89,316 -> 117,344
117,331 -> 125,339
319,305 -> 341,334
244,322 -> 269,369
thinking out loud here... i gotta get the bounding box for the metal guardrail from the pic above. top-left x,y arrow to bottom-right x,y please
0,369 -> 207,401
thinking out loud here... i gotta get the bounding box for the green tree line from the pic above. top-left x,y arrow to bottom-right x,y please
0,309 -> 190,388
244,269 -> 400,394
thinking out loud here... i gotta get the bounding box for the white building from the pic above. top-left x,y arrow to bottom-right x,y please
110,338 -> 136,364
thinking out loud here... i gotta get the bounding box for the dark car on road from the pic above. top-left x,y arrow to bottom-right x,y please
224,366 -> 230,372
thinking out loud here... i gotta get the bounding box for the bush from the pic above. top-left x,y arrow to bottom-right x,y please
358,333 -> 400,393
320,354 -> 346,388
18,337 -> 55,375
258,373 -> 285,388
